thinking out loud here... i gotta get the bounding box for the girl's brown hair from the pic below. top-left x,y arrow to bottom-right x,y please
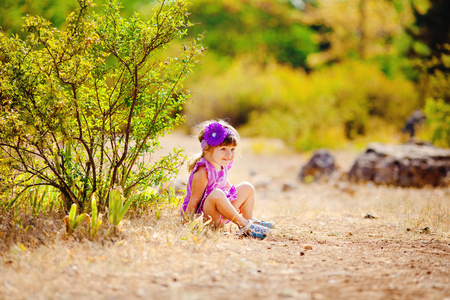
187,120 -> 239,172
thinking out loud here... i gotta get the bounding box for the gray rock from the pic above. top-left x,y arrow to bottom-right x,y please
299,149 -> 336,182
349,142 -> 450,187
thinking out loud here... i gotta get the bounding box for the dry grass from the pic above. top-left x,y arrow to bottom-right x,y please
0,133 -> 449,300
1,182 -> 448,300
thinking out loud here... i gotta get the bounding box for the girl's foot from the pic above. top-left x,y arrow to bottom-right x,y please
240,220 -> 270,239
252,217 -> 276,229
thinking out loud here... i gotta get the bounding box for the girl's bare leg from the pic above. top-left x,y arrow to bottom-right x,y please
231,182 -> 255,220
202,189 -> 248,227
218,182 -> 255,225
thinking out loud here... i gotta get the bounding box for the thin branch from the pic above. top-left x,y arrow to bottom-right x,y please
123,164 -> 176,194
124,48 -> 195,179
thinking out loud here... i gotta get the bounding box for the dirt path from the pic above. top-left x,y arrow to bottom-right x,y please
1,132 -> 449,300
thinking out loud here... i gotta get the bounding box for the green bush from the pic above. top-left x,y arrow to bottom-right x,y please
0,0 -> 202,211
413,44 -> 450,147
186,59 -> 418,150
424,98 -> 450,147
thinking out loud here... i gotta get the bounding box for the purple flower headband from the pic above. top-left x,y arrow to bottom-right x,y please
201,122 -> 235,150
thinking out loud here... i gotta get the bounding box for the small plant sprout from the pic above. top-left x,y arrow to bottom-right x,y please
181,213 -> 212,242
88,193 -> 102,240
64,204 -> 87,236
108,186 -> 134,233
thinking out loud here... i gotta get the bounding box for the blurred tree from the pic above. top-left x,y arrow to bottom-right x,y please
424,97 -> 450,147
406,0 -> 449,146
302,0 -> 415,76
406,0 -> 449,97
407,0 -> 450,59
186,0 -> 319,68
0,0 -> 79,37
0,0 -> 152,37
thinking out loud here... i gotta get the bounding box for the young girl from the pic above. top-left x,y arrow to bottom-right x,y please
181,120 -> 275,239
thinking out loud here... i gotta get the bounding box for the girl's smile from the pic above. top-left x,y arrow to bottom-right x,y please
205,145 -> 235,170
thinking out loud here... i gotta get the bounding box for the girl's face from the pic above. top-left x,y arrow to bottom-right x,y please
205,145 -> 236,170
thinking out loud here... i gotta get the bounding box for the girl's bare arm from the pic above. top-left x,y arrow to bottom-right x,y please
186,166 -> 208,213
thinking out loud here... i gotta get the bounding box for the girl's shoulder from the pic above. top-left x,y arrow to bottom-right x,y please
191,158 -> 208,174
192,164 -> 208,181
194,164 -> 207,175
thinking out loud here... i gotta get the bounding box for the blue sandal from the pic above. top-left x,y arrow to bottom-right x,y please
240,220 -> 270,239
252,217 -> 276,229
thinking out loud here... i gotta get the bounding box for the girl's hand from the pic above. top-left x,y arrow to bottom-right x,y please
186,202 -> 198,214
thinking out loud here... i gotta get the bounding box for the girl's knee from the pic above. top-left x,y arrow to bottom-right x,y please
208,189 -> 227,202
238,181 -> 255,194
245,181 -> 255,191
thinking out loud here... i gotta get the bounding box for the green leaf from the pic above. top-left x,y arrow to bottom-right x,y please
118,196 -> 134,222
69,203 -> 77,228
91,193 -> 98,227
73,213 -> 87,229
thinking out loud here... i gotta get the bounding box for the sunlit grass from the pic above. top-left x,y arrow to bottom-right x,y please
377,189 -> 450,235
252,181 -> 450,239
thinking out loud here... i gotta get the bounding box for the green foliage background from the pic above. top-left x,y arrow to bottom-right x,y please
1,0 -> 449,151
0,0 -> 448,239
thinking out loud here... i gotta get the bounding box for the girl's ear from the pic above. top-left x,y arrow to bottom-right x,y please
204,145 -> 212,153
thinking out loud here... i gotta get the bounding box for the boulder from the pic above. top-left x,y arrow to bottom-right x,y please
299,149 -> 336,182
348,142 -> 450,187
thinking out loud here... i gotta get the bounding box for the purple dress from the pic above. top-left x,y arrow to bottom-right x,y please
181,157 -> 238,215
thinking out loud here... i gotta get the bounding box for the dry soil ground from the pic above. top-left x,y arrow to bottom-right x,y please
0,132 -> 449,300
